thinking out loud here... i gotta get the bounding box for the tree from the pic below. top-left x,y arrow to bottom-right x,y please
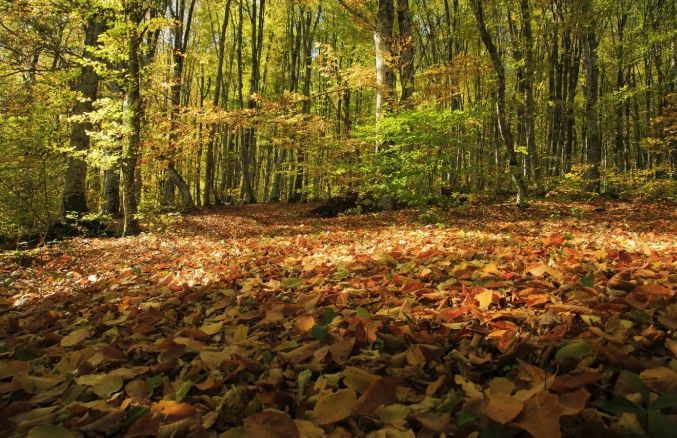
470,0 -> 528,207
582,0 -> 601,193
121,0 -> 144,236
62,11 -> 106,215
164,0 -> 196,212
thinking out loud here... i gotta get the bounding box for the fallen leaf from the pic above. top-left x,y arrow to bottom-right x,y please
312,389 -> 357,425
295,315 -> 315,332
483,393 -> 524,424
60,328 -> 90,347
244,411 -> 299,438
513,390 -> 564,438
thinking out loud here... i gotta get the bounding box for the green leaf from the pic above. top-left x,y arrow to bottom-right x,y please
146,375 -> 163,395
454,409 -> 477,427
555,340 -> 593,361
436,390 -> 460,413
126,405 -> 150,426
281,277 -> 303,288
620,371 -> 650,406
628,310 -> 651,323
298,369 -> 312,395
174,380 -> 193,402
15,346 -> 39,360
651,393 -> 677,410
311,324 -> 328,341
581,274 -> 595,287
356,307 -> 370,319
27,425 -> 74,438
321,309 -> 336,326
649,408 -> 676,438
596,395 -> 645,416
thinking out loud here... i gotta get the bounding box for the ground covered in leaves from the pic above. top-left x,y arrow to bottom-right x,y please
1,201 -> 676,438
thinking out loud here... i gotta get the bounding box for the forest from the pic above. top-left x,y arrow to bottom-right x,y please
0,0 -> 676,437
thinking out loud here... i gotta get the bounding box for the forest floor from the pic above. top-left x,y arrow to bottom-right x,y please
0,200 -> 676,437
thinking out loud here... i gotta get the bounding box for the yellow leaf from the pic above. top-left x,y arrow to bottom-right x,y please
476,290 -> 494,309
342,367 -> 379,393
312,389 -> 357,425
200,322 -> 223,336
60,328 -> 90,347
483,394 -> 524,424
296,315 -> 315,332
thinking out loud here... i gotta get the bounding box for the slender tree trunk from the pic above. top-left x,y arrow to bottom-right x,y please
374,0 -> 395,123
471,0 -> 528,207
582,0 -> 601,193
122,1 -> 142,236
204,0 -> 232,206
62,16 -> 104,215
240,0 -> 264,204
614,9 -> 628,172
397,0 -> 414,103
165,0 -> 196,210
520,0 -> 543,194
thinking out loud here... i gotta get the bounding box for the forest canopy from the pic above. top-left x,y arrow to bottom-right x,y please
0,0 -> 675,240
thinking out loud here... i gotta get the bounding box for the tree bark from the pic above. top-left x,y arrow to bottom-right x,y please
397,0 -> 414,103
204,0 -> 232,206
471,0 -> 528,207
582,0 -> 601,193
62,15 -> 104,215
122,1 -> 143,236
165,0 -> 196,210
374,0 -> 395,122
519,0 -> 543,194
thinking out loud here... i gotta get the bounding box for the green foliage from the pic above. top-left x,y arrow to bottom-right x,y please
353,105 -> 478,206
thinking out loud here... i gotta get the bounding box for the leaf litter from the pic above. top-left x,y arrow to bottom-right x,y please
0,201 -> 675,437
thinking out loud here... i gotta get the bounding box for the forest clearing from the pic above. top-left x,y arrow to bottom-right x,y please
1,201 -> 676,437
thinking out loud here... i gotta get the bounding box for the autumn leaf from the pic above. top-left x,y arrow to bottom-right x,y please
60,327 -> 90,347
295,315 -> 315,332
244,411 -> 299,438
483,393 -> 524,424
312,389 -> 358,425
513,391 -> 565,438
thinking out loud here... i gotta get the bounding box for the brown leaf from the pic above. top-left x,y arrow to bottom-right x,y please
244,411 -> 299,438
513,391 -> 564,438
558,388 -> 590,416
125,379 -> 149,399
483,394 -> 524,424
328,337 -> 355,364
124,414 -> 160,438
60,328 -> 90,347
354,376 -> 400,415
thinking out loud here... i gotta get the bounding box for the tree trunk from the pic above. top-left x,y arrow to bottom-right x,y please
397,0 -> 414,103
204,0 -> 232,206
374,0 -> 395,123
519,0 -> 543,195
168,163 -> 194,212
62,16 -> 104,215
582,0 -> 601,193
471,0 -> 528,207
122,1 -> 142,236
165,0 -> 196,210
